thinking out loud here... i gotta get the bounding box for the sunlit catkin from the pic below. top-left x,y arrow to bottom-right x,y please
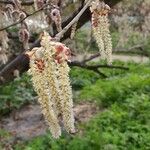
58,61 -> 75,133
53,42 -> 75,133
90,0 -> 112,65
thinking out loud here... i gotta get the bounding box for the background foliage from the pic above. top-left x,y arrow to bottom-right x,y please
0,0 -> 150,149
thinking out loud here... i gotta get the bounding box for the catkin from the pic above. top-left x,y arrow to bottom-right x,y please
90,1 -> 112,65
70,22 -> 77,39
43,45 -> 62,116
0,30 -> 9,64
57,61 -> 75,133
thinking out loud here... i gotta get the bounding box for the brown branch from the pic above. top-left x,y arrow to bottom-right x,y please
70,61 -> 108,78
114,44 -> 144,52
68,53 -> 129,77
114,44 -> 150,57
69,59 -> 129,78
88,65 -> 129,70
81,53 -> 101,64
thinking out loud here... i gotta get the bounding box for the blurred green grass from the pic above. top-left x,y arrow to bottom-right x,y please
0,61 -> 149,149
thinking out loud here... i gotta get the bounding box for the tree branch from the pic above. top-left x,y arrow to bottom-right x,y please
0,0 -> 123,85
69,55 -> 129,78
69,52 -> 129,77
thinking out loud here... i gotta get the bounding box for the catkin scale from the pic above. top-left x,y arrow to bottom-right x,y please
50,8 -> 62,32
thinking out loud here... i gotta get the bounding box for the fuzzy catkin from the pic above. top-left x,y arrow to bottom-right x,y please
0,30 -> 9,64
34,0 -> 44,10
50,8 -> 62,32
70,22 -> 77,39
57,62 -> 75,133
92,17 -> 105,58
102,15 -> 112,65
43,46 -> 62,116
90,1 -> 112,65
29,58 -> 61,138
0,30 -> 9,50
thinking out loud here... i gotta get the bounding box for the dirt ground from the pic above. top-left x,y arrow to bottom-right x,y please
0,102 -> 99,141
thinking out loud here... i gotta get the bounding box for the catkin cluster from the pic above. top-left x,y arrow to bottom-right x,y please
27,31 -> 75,138
90,0 -> 112,65
0,6 -> 9,64
5,0 -> 30,50
34,0 -> 62,32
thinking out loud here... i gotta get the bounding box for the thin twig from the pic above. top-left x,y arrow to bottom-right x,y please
81,53 -> 101,64
70,61 -> 129,70
55,0 -> 93,40
88,65 -> 129,70
69,58 -> 129,78
0,0 -> 34,5
0,4 -> 48,32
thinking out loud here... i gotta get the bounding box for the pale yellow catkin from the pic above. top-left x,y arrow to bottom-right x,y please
43,46 -> 62,116
102,15 -> 112,65
29,59 -> 61,138
70,22 -> 77,39
57,61 -> 75,133
91,1 -> 112,65
92,22 -> 105,58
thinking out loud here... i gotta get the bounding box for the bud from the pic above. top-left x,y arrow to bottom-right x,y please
34,0 -> 45,10
19,28 -> 30,50
50,8 -> 62,32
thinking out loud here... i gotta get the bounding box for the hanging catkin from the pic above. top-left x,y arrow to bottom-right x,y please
90,0 -> 112,65
57,62 -> 75,133
70,22 -> 77,39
